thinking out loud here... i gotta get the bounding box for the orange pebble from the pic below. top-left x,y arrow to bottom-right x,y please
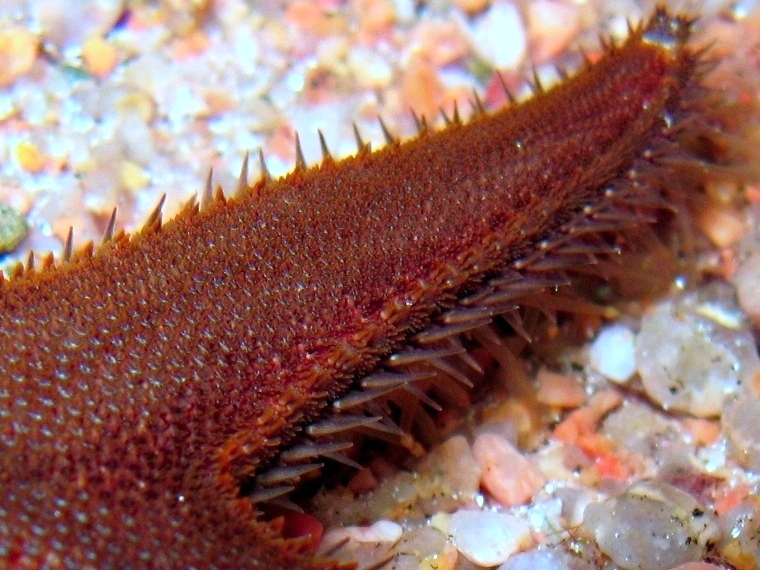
82,35 -> 118,78
411,20 -> 470,67
683,418 -> 721,446
594,454 -> 628,481
535,368 -> 586,409
353,0 -> 396,33
0,27 -> 38,87
400,54 -> 443,121
14,141 -> 45,174
452,0 -> 489,13
576,433 -> 616,458
694,202 -> 746,248
204,88 -> 235,117
552,390 -> 622,445
473,432 -> 545,506
286,1 -> 324,29
170,28 -> 210,60
714,482 -> 751,516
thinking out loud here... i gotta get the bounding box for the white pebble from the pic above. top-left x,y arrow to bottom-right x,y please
31,0 -> 125,50
461,1 -> 526,70
498,547 -> 576,570
345,520 -> 403,543
347,46 -> 393,89
589,324 -> 637,383
449,510 -> 532,566
417,435 -> 482,498
393,0 -> 416,23
322,520 -> 403,547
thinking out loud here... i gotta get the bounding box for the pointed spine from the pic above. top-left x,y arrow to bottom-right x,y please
235,153 -> 250,196
258,149 -> 272,184
200,169 -> 214,210
102,208 -> 117,244
411,109 -> 428,135
496,71 -> 516,104
63,227 -> 73,263
471,89 -> 486,117
378,116 -> 396,145
352,123 -> 370,153
143,194 -> 167,232
294,133 -> 307,171
531,66 -> 544,93
317,130 -> 332,162
451,101 -> 461,125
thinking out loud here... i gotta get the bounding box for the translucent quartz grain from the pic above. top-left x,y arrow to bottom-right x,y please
723,395 -> 760,470
635,284 -> 760,417
584,480 -> 720,570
